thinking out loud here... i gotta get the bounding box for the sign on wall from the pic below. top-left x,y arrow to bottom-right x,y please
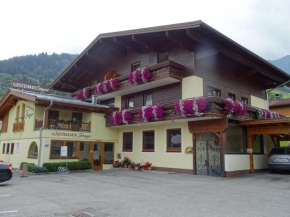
44,139 -> 50,148
11,81 -> 50,93
61,146 -> 68,157
16,143 -> 20,153
51,131 -> 92,139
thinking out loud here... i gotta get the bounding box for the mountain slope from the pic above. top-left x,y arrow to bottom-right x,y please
0,53 -> 78,99
269,55 -> 290,73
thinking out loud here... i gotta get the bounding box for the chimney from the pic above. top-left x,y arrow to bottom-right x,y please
92,95 -> 98,104
275,93 -> 281,100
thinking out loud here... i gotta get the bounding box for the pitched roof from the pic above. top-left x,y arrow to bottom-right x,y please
269,98 -> 290,107
50,20 -> 290,92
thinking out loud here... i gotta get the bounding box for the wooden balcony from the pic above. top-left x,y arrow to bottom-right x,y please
72,60 -> 184,101
105,97 -> 263,127
13,121 -> 25,132
35,119 -> 91,132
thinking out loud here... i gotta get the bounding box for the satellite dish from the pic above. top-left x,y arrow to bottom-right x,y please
0,121 -> 2,131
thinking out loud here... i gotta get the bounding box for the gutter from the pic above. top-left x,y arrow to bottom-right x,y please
38,101 -> 53,167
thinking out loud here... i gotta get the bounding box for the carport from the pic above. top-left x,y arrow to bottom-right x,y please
239,118 -> 290,173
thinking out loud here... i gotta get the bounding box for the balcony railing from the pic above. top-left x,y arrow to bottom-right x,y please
105,97 -> 261,127
71,60 -> 184,101
13,122 -> 25,132
35,119 -> 91,132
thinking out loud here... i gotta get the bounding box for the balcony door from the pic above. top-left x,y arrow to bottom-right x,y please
91,143 -> 104,170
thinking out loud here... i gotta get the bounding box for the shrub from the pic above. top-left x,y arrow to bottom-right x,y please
20,162 -> 35,170
42,161 -> 91,172
28,165 -> 47,173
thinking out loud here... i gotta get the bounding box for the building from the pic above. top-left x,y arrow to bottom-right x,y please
1,21 -> 290,177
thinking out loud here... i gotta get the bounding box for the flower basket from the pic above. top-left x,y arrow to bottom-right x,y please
174,97 -> 208,117
222,98 -> 247,117
257,109 -> 281,119
94,78 -> 118,94
138,104 -> 165,122
110,109 -> 132,126
129,67 -> 152,84
76,88 -> 90,100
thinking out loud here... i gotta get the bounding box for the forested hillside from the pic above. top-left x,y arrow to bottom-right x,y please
0,53 -> 77,98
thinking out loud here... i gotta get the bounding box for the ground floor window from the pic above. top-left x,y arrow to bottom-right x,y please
123,132 -> 133,152
6,143 -> 10,154
142,130 -> 155,152
28,142 -> 38,158
66,141 -> 77,158
166,128 -> 181,152
227,126 -> 246,154
50,141 -> 64,158
2,143 -> 5,154
11,143 -> 14,155
104,143 -> 114,164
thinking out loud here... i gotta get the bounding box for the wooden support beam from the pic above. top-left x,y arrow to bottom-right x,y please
86,51 -> 109,64
166,31 -> 197,52
248,126 -> 290,135
248,134 -> 254,173
132,35 -> 159,52
114,37 -> 141,53
100,38 -> 126,54
186,28 -> 286,83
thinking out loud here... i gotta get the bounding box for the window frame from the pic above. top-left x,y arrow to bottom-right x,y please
241,97 -> 248,105
228,92 -> 236,100
207,86 -> 221,98
28,142 -> 38,159
142,130 -> 155,153
50,140 -> 79,159
143,93 -> 153,106
10,143 -> 14,155
6,143 -> 10,154
122,132 -> 133,152
166,128 -> 182,153
131,61 -> 141,72
2,143 -> 6,154
126,96 -> 134,109
104,143 -> 114,164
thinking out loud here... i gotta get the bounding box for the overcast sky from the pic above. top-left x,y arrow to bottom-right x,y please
0,0 -> 289,61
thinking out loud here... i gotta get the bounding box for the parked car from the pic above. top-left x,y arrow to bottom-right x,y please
268,147 -> 290,173
0,163 -> 13,183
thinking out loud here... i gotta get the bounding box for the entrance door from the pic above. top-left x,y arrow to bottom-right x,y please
196,133 -> 221,176
91,143 -> 104,170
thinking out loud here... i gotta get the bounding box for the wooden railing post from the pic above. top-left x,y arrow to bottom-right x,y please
248,134 -> 254,173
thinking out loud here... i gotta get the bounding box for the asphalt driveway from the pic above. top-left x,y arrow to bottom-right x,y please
0,169 -> 290,217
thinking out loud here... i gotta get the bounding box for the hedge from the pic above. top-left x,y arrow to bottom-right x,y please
20,162 -> 35,170
42,161 -> 92,172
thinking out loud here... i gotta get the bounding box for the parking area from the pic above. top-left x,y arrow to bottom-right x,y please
1,169 -> 290,217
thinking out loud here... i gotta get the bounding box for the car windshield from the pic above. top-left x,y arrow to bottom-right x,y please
270,148 -> 290,154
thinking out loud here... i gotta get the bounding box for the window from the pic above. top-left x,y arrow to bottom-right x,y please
123,132 -> 133,152
66,141 -> 77,157
2,143 -> 6,154
92,78 -> 98,85
72,113 -> 82,123
131,61 -> 141,72
50,141 -> 63,158
207,87 -> 221,98
10,143 -> 14,155
28,142 -> 38,158
104,143 -> 114,164
167,129 -> 182,152
79,142 -> 90,162
228,93 -> 236,100
126,97 -> 134,109
6,143 -> 10,154
104,71 -> 116,81
142,130 -> 155,152
253,135 -> 264,154
242,97 -> 248,105
227,126 -> 246,154
48,110 -> 59,120
158,52 -> 169,63
144,93 -> 153,106
80,142 -> 85,151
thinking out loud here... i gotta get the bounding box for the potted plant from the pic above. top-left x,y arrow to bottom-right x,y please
113,160 -> 120,168
139,165 -> 144,172
122,157 -> 131,168
144,161 -> 152,170
133,163 -> 139,171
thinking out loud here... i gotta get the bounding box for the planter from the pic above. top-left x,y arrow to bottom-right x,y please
128,165 -> 132,169
124,165 -> 128,168
134,166 -> 139,171
147,167 -> 152,171
140,168 -> 144,172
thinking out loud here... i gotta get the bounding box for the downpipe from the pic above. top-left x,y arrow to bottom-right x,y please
38,101 -> 53,167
